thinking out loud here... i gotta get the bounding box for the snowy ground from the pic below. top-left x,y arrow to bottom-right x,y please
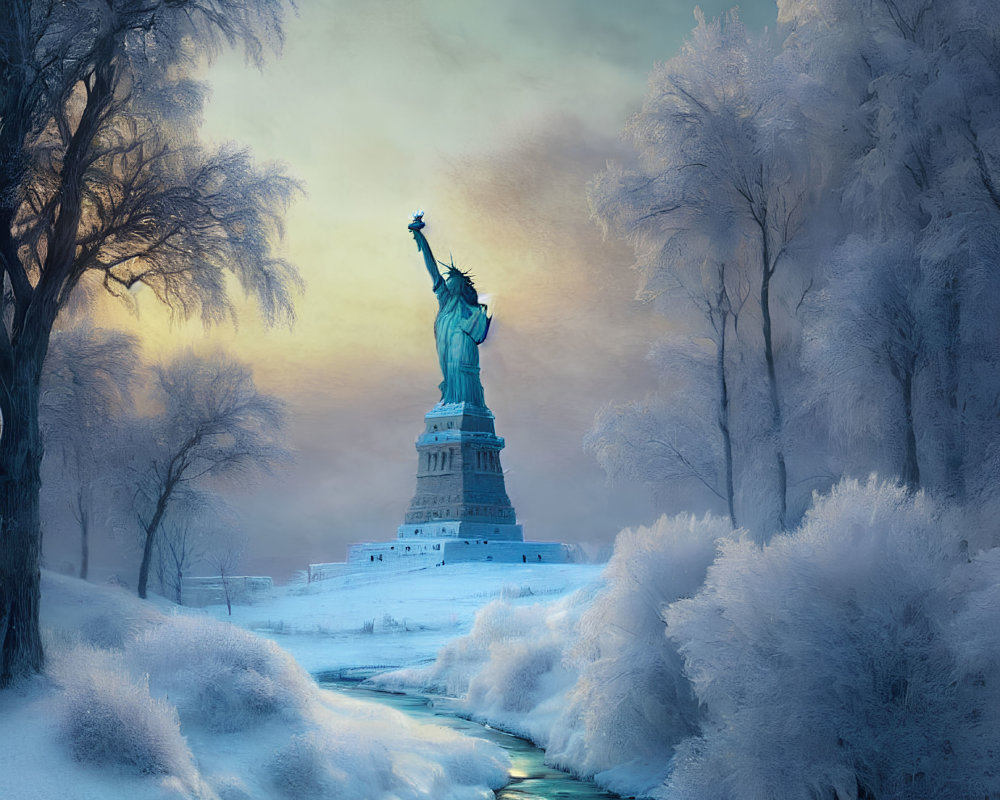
200,562 -> 605,676
0,563 -> 604,800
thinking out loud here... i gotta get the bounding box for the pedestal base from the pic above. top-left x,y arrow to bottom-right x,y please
397,521 -> 523,542
402,403 -> 518,528
348,538 -> 567,566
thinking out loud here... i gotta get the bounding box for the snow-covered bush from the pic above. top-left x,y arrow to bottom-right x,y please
466,634 -> 562,714
270,695 -> 509,800
547,513 -> 737,795
50,645 -> 196,780
460,596 -> 583,741
376,591 -> 593,744
269,729 -> 383,800
126,614 -> 313,732
663,479 -> 1000,800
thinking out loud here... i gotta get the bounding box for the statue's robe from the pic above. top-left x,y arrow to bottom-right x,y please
433,275 -> 490,406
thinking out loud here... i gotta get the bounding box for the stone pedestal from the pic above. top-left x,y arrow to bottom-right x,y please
344,401 -> 568,569
398,402 -> 524,542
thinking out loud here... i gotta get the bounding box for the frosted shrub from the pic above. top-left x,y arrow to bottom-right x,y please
459,596 -> 583,726
460,595 -> 586,742
382,599 -> 559,697
50,645 -> 196,779
547,513 -> 736,795
466,636 -> 562,714
375,590 -> 595,744
270,697 -> 509,800
664,479 -> 999,800
126,614 -> 313,732
270,730 -> 364,800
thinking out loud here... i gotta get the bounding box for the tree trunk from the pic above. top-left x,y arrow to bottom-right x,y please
760,258 -> 788,533
716,311 -> 737,528
0,363 -> 45,686
77,488 -> 89,581
942,274 -> 965,503
900,367 -> 920,490
137,487 -> 174,599
221,571 -> 232,616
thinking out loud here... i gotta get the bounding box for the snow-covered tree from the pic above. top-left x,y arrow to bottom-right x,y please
587,310 -> 744,527
131,352 -> 286,600
805,236 -> 926,489
39,324 -> 139,579
151,490 -> 243,606
207,527 -> 247,617
149,489 -> 209,604
0,0 -> 297,685
591,11 -> 816,534
155,517 -> 203,605
789,0 -> 1000,502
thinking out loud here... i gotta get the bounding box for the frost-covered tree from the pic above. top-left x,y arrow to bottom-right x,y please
587,383 -> 726,523
152,490 -> 242,605
586,222 -> 750,524
790,0 -> 1000,502
0,0 -> 297,685
207,527 -> 246,617
149,488 -> 212,604
591,11 -> 815,534
131,353 -> 285,600
39,324 -> 139,579
155,517 -> 203,605
806,236 -> 925,489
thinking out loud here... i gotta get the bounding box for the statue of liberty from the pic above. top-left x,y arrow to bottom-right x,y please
408,212 -> 491,407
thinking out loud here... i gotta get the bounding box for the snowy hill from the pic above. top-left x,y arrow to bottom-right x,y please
199,562 -> 606,675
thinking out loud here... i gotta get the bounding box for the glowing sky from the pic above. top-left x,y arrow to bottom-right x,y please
103,0 -> 780,579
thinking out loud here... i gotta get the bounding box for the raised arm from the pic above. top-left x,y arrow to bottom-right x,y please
408,213 -> 442,287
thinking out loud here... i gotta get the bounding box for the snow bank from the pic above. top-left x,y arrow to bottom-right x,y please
2,571 -> 509,800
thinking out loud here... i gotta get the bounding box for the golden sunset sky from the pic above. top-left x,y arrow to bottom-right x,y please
90,0 -> 779,579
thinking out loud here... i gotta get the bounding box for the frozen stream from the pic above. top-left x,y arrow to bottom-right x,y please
320,678 -> 623,800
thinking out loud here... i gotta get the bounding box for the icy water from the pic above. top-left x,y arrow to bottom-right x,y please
320,679 -> 622,800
